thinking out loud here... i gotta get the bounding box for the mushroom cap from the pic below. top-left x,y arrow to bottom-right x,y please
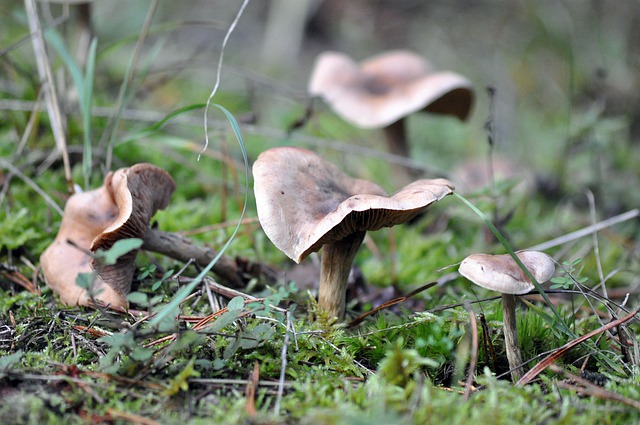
40,184 -> 120,306
40,163 -> 175,307
253,147 -> 454,263
308,50 -> 474,129
458,251 -> 555,295
90,163 -> 175,300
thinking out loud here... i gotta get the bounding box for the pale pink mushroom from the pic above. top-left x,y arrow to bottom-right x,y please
309,50 -> 473,163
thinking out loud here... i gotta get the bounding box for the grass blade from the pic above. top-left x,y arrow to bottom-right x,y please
454,193 -> 571,335
150,104 -> 248,327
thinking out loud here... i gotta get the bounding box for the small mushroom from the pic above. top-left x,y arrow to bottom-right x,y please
458,250 -> 555,381
253,146 -> 454,319
41,163 -> 175,308
309,50 -> 473,181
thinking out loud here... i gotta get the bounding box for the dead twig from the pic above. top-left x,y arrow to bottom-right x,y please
24,0 -> 74,193
464,305 -> 479,400
550,364 -> 640,410
526,208 -> 639,252
245,360 -> 260,417
516,308 -> 640,386
142,228 -> 268,288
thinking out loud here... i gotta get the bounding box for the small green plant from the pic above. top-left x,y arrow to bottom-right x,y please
550,258 -> 589,290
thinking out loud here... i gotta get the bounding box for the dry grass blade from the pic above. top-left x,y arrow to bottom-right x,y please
24,0 -> 74,193
549,364 -> 640,410
526,208 -> 639,252
105,408 -> 161,425
0,269 -> 40,295
516,308 -> 640,386
0,155 -> 64,216
464,305 -> 479,400
245,360 -> 260,417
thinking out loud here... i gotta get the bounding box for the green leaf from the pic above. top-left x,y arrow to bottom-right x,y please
150,104 -> 248,328
127,291 -> 149,306
75,272 -> 95,290
227,296 -> 244,311
162,358 -> 199,396
97,238 -> 143,265
0,350 -> 23,371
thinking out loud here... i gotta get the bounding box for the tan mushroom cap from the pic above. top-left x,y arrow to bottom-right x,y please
91,163 -> 175,300
40,182 -> 119,306
253,147 -> 454,262
308,50 -> 474,129
459,251 -> 555,295
40,163 -> 175,308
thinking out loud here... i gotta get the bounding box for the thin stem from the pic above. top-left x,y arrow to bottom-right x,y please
382,119 -> 416,185
383,119 -> 409,158
318,231 -> 366,319
502,293 -> 524,381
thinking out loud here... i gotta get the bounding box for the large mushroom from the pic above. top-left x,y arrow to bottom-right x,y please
458,250 -> 555,381
40,163 -> 175,308
308,50 -> 473,181
253,146 -> 454,319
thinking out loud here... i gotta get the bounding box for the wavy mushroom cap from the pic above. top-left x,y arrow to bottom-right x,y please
459,251 -> 555,295
308,50 -> 474,129
253,147 -> 454,262
40,184 -> 121,306
40,163 -> 175,308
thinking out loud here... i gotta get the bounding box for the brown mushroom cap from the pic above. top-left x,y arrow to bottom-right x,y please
308,50 -> 474,129
90,163 -> 175,301
40,163 -> 175,307
459,251 -> 555,295
253,147 -> 455,262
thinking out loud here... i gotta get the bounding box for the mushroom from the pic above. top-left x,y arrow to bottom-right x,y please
41,163 -> 175,308
253,146 -> 454,319
458,250 -> 555,381
308,49 -> 473,180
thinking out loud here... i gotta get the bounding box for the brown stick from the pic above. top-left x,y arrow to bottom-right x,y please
142,228 -> 244,288
516,308 -> 640,386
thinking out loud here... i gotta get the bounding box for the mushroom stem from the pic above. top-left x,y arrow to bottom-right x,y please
501,293 -> 524,382
383,118 -> 409,158
383,119 -> 418,184
318,231 -> 366,319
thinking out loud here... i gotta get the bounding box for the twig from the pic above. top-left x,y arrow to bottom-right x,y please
273,310 -> 291,415
464,305 -> 479,400
516,308 -> 640,386
550,364 -> 640,410
105,408 -> 160,425
526,209 -> 639,251
24,0 -> 74,193
141,228 -> 244,288
244,360 -> 260,417
0,157 -> 63,215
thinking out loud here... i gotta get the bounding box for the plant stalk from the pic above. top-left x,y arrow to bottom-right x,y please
382,119 -> 417,185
